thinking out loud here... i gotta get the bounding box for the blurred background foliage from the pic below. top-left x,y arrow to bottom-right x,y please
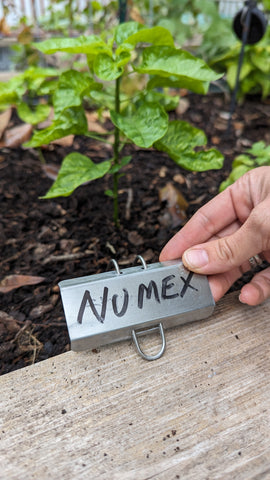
0,0 -> 269,99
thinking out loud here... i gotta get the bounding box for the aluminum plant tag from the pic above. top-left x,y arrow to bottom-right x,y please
59,260 -> 215,352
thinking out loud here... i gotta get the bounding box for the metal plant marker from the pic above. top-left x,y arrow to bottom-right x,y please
59,257 -> 215,361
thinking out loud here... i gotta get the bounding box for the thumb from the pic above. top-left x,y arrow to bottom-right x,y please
182,210 -> 265,274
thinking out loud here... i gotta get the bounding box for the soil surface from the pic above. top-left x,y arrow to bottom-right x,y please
1,93 -> 270,375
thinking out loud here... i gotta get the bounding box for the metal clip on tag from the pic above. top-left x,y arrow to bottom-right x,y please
131,256 -> 166,361
59,257 -> 215,361
132,324 -> 166,361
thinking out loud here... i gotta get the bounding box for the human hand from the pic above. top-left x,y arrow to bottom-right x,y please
160,166 -> 270,305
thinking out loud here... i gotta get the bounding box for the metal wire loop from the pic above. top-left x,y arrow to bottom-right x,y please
108,259 -> 121,275
132,323 -> 166,361
135,255 -> 147,270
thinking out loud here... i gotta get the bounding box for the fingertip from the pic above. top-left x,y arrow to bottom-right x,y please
159,248 -> 169,262
159,252 -> 165,262
182,248 -> 209,271
159,242 -> 182,262
239,284 -> 261,306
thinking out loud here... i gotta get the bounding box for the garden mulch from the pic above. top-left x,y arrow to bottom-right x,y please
1,93 -> 270,375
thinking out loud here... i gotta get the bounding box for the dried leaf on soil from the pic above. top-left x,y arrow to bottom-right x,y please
42,163 -> 60,180
0,311 -> 20,333
159,182 -> 188,228
176,98 -> 190,116
173,173 -> 186,185
0,108 -> 12,139
51,134 -> 74,147
86,112 -> 108,134
0,275 -> 45,293
128,231 -> 144,246
37,107 -> 54,129
2,123 -> 33,148
211,136 -> 221,145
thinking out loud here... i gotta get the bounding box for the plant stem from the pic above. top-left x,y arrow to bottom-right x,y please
37,147 -> 46,164
113,76 -> 121,227
68,0 -> 73,36
118,0 -> 127,23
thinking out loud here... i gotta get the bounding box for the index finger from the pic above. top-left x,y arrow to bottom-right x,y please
160,184 -> 249,261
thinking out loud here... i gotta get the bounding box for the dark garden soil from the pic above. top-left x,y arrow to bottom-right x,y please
1,93 -> 270,375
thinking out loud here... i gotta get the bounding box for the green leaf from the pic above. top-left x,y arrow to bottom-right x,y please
94,54 -> 124,81
248,141 -> 270,157
251,49 -> 270,73
23,66 -> 59,80
256,156 -> 270,166
232,154 -> 254,168
210,44 -> 241,66
109,156 -> 132,174
138,90 -> 179,112
229,164 -> 253,183
118,25 -> 175,48
41,152 -> 111,198
219,178 -> 232,192
23,66 -> 60,92
89,87 -> 129,110
105,189 -> 114,197
25,107 -> 87,147
17,102 -> 51,125
247,141 -> 270,166
226,60 -> 252,89
219,165 -> 252,192
110,102 -> 168,148
53,70 -> 96,115
116,51 -> 132,68
136,46 -> 222,94
115,21 -> 145,46
0,74 -> 25,105
37,79 -> 59,95
155,120 -> 207,155
155,120 -> 223,171
262,0 -> 270,9
33,35 -> 110,55
147,75 -> 208,94
0,85 -> 19,105
174,149 -> 224,171
253,70 -> 270,99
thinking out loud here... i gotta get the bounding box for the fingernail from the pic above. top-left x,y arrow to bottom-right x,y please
183,248 -> 209,269
239,293 -> 246,304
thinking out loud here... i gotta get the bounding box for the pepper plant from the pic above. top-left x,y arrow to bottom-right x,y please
220,141 -> 270,191
26,21 -> 224,226
209,25 -> 270,100
0,66 -> 59,125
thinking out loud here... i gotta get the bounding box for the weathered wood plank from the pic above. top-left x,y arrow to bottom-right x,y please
1,291 -> 270,479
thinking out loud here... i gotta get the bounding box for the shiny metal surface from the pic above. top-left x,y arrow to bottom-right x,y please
59,260 -> 215,353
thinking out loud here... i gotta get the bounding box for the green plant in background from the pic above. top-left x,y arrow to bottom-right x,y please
11,25 -> 41,70
220,141 -> 270,191
197,11 -> 236,61
39,0 -> 84,35
0,67 -> 59,125
138,0 -> 224,48
39,0 -> 118,35
209,25 -> 270,100
262,0 -> 270,9
25,21 -> 224,226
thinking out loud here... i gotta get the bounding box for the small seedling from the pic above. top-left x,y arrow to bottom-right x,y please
220,141 -> 270,191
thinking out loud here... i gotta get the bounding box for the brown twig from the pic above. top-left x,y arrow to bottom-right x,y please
42,251 -> 94,265
125,188 -> 133,221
